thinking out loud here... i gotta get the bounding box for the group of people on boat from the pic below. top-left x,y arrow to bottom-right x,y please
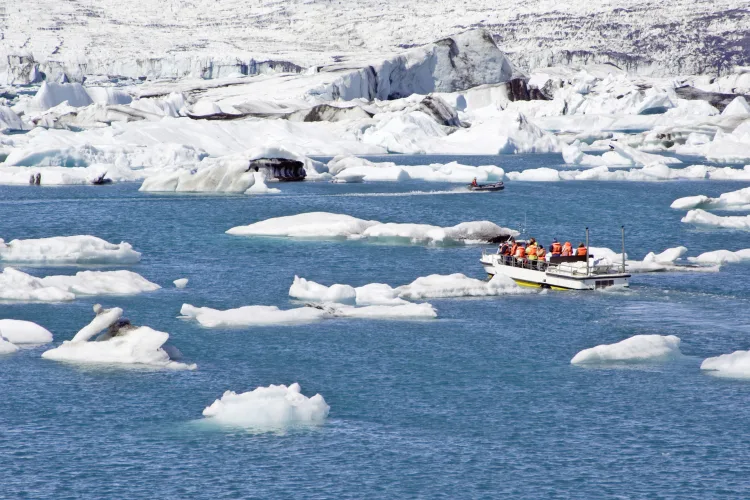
497,237 -> 588,265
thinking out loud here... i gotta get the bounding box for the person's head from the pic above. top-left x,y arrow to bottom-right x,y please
553,238 -> 558,243
579,242 -> 585,247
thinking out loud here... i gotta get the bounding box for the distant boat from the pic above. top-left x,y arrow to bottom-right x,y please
248,158 -> 306,182
468,181 -> 504,192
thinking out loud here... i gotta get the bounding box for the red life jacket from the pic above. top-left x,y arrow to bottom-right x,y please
577,246 -> 588,256
551,242 -> 562,254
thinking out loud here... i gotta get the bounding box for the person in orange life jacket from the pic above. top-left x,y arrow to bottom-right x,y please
549,238 -> 562,256
510,240 -> 518,258
498,242 -> 509,255
471,177 -> 478,187
561,241 -> 573,256
515,243 -> 526,259
577,242 -> 588,256
527,242 -> 538,261
537,244 -> 546,260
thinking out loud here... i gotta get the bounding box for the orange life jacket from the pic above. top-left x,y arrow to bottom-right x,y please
577,246 -> 587,256
511,243 -> 518,256
515,246 -> 526,259
537,247 -> 546,259
561,242 -> 572,256
527,245 -> 537,256
551,242 -> 562,254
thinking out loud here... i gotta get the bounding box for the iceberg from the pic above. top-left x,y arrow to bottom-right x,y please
0,268 -> 160,302
571,335 -> 682,364
0,235 -> 140,264
30,82 -> 94,111
42,304 -> 195,370
0,336 -> 19,354
720,96 -> 750,117
173,278 -> 189,289
180,301 -> 437,327
681,209 -> 750,231
671,187 -> 750,211
0,319 -> 53,344
589,246 -> 716,273
201,383 -> 329,430
687,249 -> 750,265
701,350 -> 750,378
290,273 -> 528,305
227,211 -> 517,245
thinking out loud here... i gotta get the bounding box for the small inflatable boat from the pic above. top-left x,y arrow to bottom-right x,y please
91,173 -> 113,185
468,181 -> 504,192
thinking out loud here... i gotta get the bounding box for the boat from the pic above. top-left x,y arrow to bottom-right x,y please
480,228 -> 630,290
468,181 -> 504,192
90,173 -> 112,185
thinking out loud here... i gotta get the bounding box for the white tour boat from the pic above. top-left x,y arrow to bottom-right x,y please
480,228 -> 631,291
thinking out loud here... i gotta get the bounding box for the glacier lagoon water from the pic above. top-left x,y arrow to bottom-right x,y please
2,154 -> 750,498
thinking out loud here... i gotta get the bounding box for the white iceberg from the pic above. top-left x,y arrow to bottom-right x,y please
681,209 -> 750,231
687,249 -> 750,265
721,96 -> 750,117
42,304 -> 195,370
589,246 -> 715,273
173,278 -> 189,289
227,212 -> 517,245
0,268 -> 160,302
0,319 -> 53,344
571,335 -> 682,364
671,187 -> 750,211
201,383 -> 329,430
0,235 -> 140,264
30,82 -> 94,111
701,350 -> 750,378
289,273 -> 527,305
0,336 -> 19,354
328,155 -> 505,183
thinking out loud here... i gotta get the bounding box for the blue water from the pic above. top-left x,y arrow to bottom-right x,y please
2,154 -> 750,499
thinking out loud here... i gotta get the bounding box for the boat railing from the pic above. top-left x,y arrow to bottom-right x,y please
483,250 -> 550,272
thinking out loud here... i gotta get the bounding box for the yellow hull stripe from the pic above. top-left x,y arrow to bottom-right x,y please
511,278 -> 573,291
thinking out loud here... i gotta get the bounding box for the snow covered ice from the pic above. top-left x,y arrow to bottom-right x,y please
688,249 -> 750,265
682,210 -> 750,231
0,319 -> 53,344
201,383 -> 329,431
0,235 -> 140,264
671,187 -> 750,211
0,268 -> 160,302
42,304 -> 196,370
571,335 -> 683,364
701,351 -> 750,379
227,212 -> 518,245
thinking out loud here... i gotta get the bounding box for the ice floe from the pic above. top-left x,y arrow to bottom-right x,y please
42,304 -> 195,370
180,301 -> 436,327
671,187 -> 750,211
687,249 -> 750,265
327,155 -> 505,183
571,335 -> 682,364
289,273 -> 527,305
590,246 -> 717,273
0,336 -> 19,354
681,209 -> 750,231
0,320 -> 53,344
0,268 -> 160,302
0,235 -> 140,264
174,278 -> 189,289
701,350 -> 750,378
201,383 -> 329,430
227,212 -> 517,245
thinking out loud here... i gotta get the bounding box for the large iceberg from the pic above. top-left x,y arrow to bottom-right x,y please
571,335 -> 682,364
701,350 -> 750,378
227,212 -> 517,245
42,304 -> 195,370
201,383 -> 329,430
687,249 -> 750,265
0,268 -> 160,302
0,235 -> 140,264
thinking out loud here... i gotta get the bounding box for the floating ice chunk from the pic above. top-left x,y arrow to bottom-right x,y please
43,326 -> 195,370
244,172 -> 280,194
180,304 -> 329,327
634,92 -> 675,115
328,156 -> 504,183
201,383 -> 329,430
571,335 -> 682,364
396,273 -> 526,299
226,212 -> 380,239
589,246 -> 714,273
31,82 -> 94,111
0,319 -> 53,344
610,142 -> 681,167
0,235 -> 140,264
706,165 -> 750,181
505,167 -> 561,182
721,96 -> 750,117
173,278 -> 189,289
688,249 -> 750,265
701,350 -> 750,378
289,276 -> 357,304
671,187 -> 750,211
0,268 -> 159,302
0,106 -> 24,131
643,246 -> 688,265
70,305 -> 124,343
0,336 -> 19,354
561,141 -> 632,167
332,302 -> 437,319
85,87 -> 133,106
682,209 -> 750,231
